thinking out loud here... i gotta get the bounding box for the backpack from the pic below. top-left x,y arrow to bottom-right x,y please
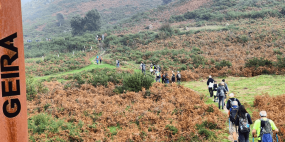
178,73 -> 181,79
238,113 -> 250,133
260,119 -> 273,142
229,98 -> 237,108
156,72 -> 160,77
142,64 -> 146,70
230,106 -> 238,122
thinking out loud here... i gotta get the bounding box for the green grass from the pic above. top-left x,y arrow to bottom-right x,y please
179,25 -> 225,31
182,75 -> 285,107
34,55 -> 140,81
182,75 -> 285,142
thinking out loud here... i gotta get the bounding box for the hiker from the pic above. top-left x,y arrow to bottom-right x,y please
116,59 -> 118,67
155,70 -> 161,82
162,73 -> 165,83
228,101 -> 239,142
140,61 -> 146,75
171,72 -> 175,84
150,63 -> 153,74
157,65 -> 161,72
165,73 -> 169,84
176,71 -> 181,84
96,56 -> 99,64
252,111 -> 279,142
217,82 -> 227,109
153,64 -> 157,70
207,75 -> 214,97
222,79 -> 229,92
213,81 -> 218,102
234,105 -> 253,142
100,56 -> 102,64
222,79 -> 229,102
226,93 -> 241,110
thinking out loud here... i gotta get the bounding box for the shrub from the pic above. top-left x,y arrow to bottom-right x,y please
277,56 -> 285,68
198,128 -> 216,140
245,57 -> 273,68
165,125 -> 178,135
122,73 -> 153,92
215,60 -> 232,69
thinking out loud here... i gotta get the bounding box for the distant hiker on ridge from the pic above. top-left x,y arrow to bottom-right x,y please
140,61 -> 146,75
176,71 -> 181,84
207,75 -> 214,97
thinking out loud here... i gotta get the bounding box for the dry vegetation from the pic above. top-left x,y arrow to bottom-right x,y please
27,82 -> 226,141
134,18 -> 285,78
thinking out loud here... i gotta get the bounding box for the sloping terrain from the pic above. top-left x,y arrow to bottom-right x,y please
22,0 -> 161,39
27,82 -> 226,141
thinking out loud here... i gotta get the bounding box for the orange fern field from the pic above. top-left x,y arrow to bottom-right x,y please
27,82 -> 226,141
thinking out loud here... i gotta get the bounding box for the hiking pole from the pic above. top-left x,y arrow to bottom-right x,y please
229,118 -> 231,133
276,134 -> 278,142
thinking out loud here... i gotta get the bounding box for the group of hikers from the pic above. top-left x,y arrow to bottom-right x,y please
95,56 -> 103,64
207,76 -> 279,142
140,61 -> 182,84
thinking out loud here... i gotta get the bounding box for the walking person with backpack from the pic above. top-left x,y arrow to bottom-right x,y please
176,71 -> 181,84
252,111 -> 279,142
165,73 -> 169,84
227,93 -> 241,110
207,75 -> 214,97
171,71 -> 176,84
140,61 -> 146,75
99,56 -> 102,64
234,105 -> 253,142
228,101 -> 239,142
222,79 -> 229,104
217,82 -> 227,110
162,73 -> 165,83
213,81 -> 218,102
155,70 -> 161,82
96,56 -> 99,64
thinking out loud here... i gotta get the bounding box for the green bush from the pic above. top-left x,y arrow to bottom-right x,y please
245,57 -> 273,68
198,128 -> 217,140
215,60 -> 232,69
277,56 -> 285,68
26,76 -> 48,101
122,73 -> 153,92
165,125 -> 178,135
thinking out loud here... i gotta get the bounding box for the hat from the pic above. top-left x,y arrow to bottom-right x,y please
209,75 -> 212,78
229,93 -> 234,98
177,71 -> 180,73
260,111 -> 267,117
222,79 -> 225,82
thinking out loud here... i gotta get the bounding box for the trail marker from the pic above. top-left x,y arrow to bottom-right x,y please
0,0 -> 28,141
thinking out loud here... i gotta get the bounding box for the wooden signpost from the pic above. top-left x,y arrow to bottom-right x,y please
0,0 -> 28,141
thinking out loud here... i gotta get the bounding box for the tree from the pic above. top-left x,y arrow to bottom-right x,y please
70,9 -> 101,36
162,0 -> 172,5
70,15 -> 85,36
56,13 -> 64,27
84,9 -> 101,32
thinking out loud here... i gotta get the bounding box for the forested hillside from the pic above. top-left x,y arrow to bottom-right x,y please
22,0 -> 162,39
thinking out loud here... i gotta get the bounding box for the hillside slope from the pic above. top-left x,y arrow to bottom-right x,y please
22,0 -> 162,39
